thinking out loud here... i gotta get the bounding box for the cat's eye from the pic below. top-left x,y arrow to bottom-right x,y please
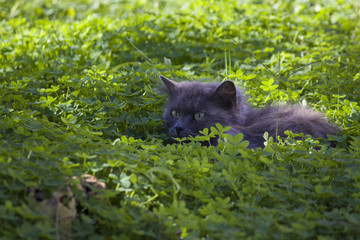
194,112 -> 205,120
171,110 -> 179,118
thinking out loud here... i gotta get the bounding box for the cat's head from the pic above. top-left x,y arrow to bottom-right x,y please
160,75 -> 248,141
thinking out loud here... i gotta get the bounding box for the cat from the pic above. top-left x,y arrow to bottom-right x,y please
160,75 -> 339,149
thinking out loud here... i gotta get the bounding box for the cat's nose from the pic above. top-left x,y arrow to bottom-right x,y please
175,126 -> 184,135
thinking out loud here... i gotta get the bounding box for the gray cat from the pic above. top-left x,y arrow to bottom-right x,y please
160,75 -> 339,148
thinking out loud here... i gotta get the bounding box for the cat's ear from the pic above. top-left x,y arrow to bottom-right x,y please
211,81 -> 237,109
160,75 -> 178,96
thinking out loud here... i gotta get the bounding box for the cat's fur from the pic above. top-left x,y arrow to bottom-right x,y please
160,75 -> 339,148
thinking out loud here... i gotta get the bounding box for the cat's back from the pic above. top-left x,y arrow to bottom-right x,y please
243,104 -> 339,139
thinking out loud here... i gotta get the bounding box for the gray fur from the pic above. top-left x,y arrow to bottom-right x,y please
160,75 -> 339,148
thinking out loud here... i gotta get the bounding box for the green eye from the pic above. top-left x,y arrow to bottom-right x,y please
194,112 -> 205,120
171,110 -> 179,118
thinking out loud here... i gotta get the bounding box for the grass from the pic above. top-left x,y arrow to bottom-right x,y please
1,0 -> 360,239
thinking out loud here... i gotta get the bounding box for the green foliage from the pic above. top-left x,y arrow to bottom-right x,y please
1,0 -> 360,239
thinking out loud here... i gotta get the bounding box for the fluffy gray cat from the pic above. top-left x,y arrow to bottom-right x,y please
160,75 -> 339,148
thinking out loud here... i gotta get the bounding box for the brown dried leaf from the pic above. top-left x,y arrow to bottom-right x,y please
36,187 -> 76,240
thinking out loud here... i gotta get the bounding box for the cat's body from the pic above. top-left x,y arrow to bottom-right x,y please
160,75 -> 339,148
